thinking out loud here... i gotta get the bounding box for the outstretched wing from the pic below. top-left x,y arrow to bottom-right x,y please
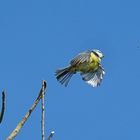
81,65 -> 105,87
70,51 -> 91,66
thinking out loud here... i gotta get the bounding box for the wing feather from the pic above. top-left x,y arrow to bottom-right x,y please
81,65 -> 105,87
70,51 -> 91,66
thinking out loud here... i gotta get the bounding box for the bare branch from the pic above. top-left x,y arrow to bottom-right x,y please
7,80 -> 47,140
0,90 -> 6,124
47,131 -> 55,140
41,80 -> 46,140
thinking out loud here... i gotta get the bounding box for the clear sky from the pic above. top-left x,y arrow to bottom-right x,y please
0,0 -> 140,139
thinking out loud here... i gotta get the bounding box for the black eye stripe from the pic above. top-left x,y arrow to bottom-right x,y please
93,52 -> 99,57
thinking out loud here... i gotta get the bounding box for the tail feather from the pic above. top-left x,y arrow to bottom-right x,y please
55,67 -> 74,87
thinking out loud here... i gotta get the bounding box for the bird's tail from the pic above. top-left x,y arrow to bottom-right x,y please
55,67 -> 75,87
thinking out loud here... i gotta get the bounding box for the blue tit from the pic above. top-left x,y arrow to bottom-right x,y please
55,49 -> 105,87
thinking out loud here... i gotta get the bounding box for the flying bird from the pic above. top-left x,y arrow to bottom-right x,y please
55,49 -> 105,87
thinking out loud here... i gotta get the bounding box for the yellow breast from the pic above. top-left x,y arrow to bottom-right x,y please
90,52 -> 100,63
74,52 -> 100,72
88,52 -> 100,70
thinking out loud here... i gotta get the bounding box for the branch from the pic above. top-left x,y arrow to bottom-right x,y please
47,131 -> 55,140
41,80 -> 46,140
0,91 -> 6,124
7,80 -> 47,140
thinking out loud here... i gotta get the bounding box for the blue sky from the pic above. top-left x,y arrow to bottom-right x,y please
0,0 -> 140,139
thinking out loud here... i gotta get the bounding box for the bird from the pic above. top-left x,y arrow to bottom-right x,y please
55,49 -> 105,87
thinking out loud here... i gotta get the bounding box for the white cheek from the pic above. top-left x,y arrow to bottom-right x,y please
100,55 -> 103,58
99,53 -> 103,58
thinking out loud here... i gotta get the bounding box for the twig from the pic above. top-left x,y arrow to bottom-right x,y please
7,80 -> 47,140
0,91 -> 6,124
47,131 -> 55,140
41,80 -> 46,140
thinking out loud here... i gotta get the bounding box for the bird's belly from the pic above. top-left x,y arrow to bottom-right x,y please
76,61 -> 99,72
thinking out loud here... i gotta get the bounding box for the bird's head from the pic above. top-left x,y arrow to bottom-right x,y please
92,49 -> 104,59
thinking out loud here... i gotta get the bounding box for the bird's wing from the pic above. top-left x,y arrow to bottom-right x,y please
70,51 -> 91,66
81,65 -> 105,87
